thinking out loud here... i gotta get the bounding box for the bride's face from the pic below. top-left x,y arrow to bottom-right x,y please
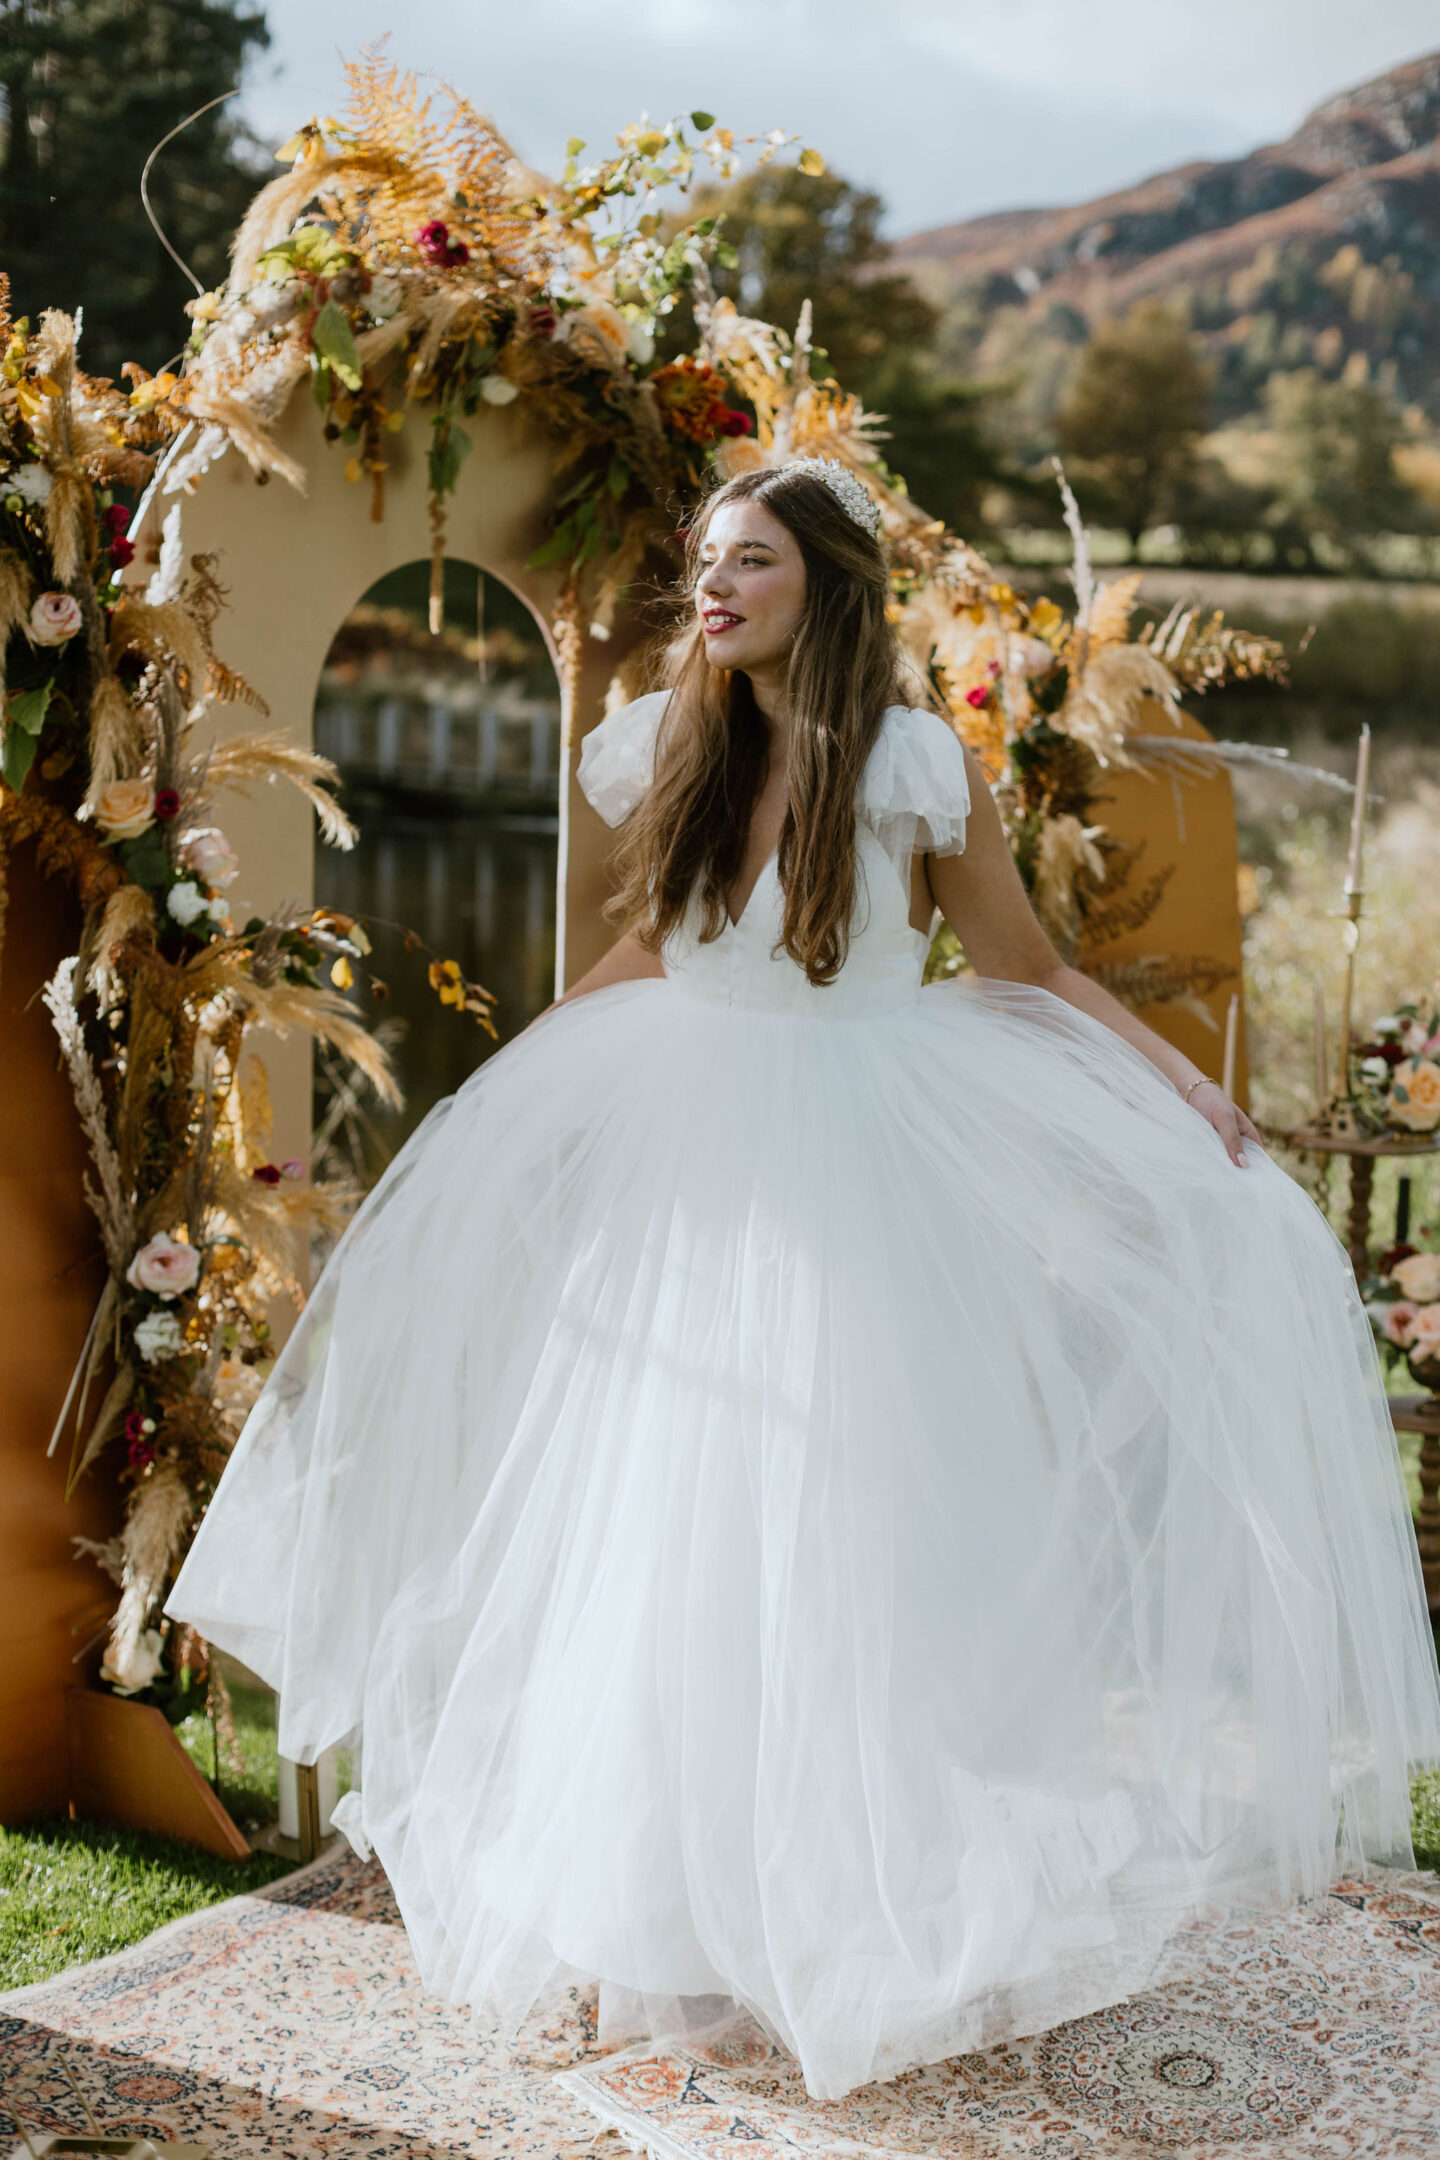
694,500 -> 806,675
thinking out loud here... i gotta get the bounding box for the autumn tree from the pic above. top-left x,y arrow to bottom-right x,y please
1056,304 -> 1212,546
1263,368 -> 1415,537
0,0 -> 271,384
668,165 -> 1002,533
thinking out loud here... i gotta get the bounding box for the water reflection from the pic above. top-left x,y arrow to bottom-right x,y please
311,561 -> 560,1178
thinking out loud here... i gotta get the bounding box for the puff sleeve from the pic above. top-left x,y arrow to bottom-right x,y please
576,692 -> 671,827
858,705 -> 971,876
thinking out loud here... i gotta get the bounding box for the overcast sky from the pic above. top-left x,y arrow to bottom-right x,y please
234,2 -> 1439,237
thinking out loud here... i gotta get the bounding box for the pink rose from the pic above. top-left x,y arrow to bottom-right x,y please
1382,1300 -> 1419,1347
180,825 -> 240,889
1410,1304 -> 1440,1356
30,591 -> 83,645
126,1232 -> 200,1300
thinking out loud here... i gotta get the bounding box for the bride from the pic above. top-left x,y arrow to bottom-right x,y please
167,456 -> 1440,2101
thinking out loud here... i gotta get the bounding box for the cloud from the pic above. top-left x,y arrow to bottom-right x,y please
237,2 -> 1439,235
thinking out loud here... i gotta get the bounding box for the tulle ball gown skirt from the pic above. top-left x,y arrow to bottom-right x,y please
167,967 -> 1440,2100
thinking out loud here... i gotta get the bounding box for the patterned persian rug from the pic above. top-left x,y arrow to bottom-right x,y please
1,1848 -> 1437,2159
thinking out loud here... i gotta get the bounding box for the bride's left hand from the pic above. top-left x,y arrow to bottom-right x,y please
1186,1079 -> 1264,1166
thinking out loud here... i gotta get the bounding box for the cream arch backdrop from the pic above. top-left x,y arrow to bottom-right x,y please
127,393 -> 645,1167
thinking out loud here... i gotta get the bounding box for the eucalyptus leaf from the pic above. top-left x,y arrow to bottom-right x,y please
312,298 -> 363,391
691,110 -> 716,131
7,681 -> 52,736
1,725 -> 37,794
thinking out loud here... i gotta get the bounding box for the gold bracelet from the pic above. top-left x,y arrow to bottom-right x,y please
1182,1076 -> 1211,1103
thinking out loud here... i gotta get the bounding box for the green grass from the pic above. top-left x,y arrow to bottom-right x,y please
173,1669 -> 281,1832
0,1816 -> 294,1993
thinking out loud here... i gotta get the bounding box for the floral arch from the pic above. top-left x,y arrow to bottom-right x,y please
0,48 -> 1284,1777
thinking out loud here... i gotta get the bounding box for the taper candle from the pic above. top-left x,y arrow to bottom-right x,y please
1312,975 -> 1327,1109
1222,991 -> 1239,1100
1344,723 -> 1371,895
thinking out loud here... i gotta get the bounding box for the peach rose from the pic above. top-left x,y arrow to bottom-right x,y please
29,590 -> 83,645
94,778 -> 155,841
1382,1300 -> 1420,1347
1393,1252 -> 1440,1304
1389,1056 -> 1440,1133
126,1231 -> 200,1300
1410,1305 -> 1440,1357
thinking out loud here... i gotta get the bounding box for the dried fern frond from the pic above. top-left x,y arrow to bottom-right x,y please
1086,573 -> 1142,653
196,728 -> 355,848
1077,857 -> 1176,950
1083,951 -> 1234,1021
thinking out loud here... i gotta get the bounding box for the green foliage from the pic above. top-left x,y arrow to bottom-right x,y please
1263,369 -> 1416,538
0,1815 -> 292,1991
1057,304 -> 1212,542
0,0 -> 272,382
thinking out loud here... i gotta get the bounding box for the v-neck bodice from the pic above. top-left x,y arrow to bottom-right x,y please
662,828 -> 930,1019
578,697 -> 974,1020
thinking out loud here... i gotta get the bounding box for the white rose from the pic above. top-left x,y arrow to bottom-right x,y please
127,1231 -> 201,1299
167,881 -> 210,927
180,825 -> 240,888
102,1625 -> 166,1696
1359,1056 -> 1392,1085
6,462 -> 52,505
30,590 -> 83,645
1392,1252 -> 1440,1304
93,778 -> 155,841
134,1310 -> 185,1363
479,374 -> 519,405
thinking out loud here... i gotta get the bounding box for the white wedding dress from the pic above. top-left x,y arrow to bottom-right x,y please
167,696 -> 1440,2100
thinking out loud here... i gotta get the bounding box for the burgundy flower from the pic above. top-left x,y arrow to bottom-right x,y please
124,1408 -> 148,1442
1377,1242 -> 1420,1276
251,1163 -> 283,1186
527,304 -> 558,339
715,407 -> 753,438
127,1434 -> 157,1469
153,787 -> 180,821
102,503 -> 131,534
109,535 -> 136,568
414,219 -> 470,268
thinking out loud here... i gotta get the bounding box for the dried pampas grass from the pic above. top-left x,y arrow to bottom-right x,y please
1059,645 -> 1183,768
196,729 -> 355,848
85,675 -> 147,798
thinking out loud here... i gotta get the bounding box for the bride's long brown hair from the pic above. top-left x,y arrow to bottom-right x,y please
604,465 -> 905,986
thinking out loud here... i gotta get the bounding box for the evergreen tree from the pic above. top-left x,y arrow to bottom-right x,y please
0,0 -> 271,384
1263,368 -> 1416,538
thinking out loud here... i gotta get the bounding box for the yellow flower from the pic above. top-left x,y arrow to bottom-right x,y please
1029,597 -> 1063,638
428,957 -> 466,1008
330,956 -> 354,989
344,457 -> 363,484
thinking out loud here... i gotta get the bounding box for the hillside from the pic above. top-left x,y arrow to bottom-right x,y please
892,51 -> 1440,442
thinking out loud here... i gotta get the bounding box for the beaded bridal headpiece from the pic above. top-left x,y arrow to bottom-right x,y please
783,456 -> 883,539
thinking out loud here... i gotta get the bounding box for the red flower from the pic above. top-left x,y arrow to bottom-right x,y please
153,787 -> 180,820
127,1434 -> 157,1469
414,219 -> 470,268
716,408 -> 753,437
251,1163 -> 282,1186
109,535 -> 136,568
124,1409 -> 147,1442
527,304 -> 558,339
102,503 -> 132,534
965,685 -> 990,709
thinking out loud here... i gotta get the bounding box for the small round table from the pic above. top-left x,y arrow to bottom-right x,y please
1284,1128 -> 1438,1282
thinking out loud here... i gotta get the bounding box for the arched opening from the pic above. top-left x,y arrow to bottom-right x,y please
312,558 -> 563,1177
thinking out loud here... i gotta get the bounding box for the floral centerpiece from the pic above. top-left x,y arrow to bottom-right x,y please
1368,1242 -> 1440,1395
1353,1002 -> 1440,1137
